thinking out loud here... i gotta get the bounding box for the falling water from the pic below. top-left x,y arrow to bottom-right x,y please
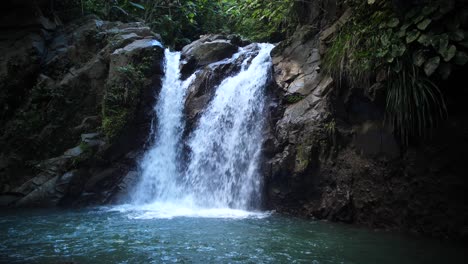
132,49 -> 194,205
184,43 -> 274,209
128,44 -> 274,217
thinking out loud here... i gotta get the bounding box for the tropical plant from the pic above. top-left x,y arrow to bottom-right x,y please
323,0 -> 467,144
226,0 -> 296,41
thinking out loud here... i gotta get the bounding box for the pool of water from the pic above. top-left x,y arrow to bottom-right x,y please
0,207 -> 466,263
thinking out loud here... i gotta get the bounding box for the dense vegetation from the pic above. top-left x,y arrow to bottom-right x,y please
323,0 -> 467,143
64,0 -> 296,47
55,0 -> 467,144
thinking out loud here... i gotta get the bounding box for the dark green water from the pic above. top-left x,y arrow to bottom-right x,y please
0,208 -> 466,263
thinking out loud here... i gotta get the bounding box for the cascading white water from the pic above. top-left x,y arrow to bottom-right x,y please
184,43 -> 274,209
132,49 -> 195,205
126,44 -> 274,218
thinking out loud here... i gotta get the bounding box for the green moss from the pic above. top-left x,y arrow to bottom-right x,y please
284,94 -> 305,104
79,141 -> 92,153
71,141 -> 95,168
102,109 -> 129,140
101,64 -> 145,141
294,143 -> 310,173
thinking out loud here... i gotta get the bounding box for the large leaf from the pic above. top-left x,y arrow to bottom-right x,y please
380,34 -> 391,46
453,51 -> 468,65
431,34 -> 448,49
387,18 -> 400,28
376,49 -> 388,58
413,15 -> 425,24
437,37 -> 449,52
440,45 -> 456,61
391,43 -> 406,57
418,33 -> 434,46
417,18 -> 432,30
397,28 -> 406,38
406,30 -> 420,43
424,56 -> 440,76
400,23 -> 411,31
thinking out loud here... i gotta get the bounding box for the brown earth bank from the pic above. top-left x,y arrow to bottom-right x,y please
0,0 -> 467,242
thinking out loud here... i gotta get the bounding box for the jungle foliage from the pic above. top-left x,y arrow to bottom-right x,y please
323,0 -> 467,144
69,0 -> 296,46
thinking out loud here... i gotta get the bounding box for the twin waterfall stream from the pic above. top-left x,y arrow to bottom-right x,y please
125,44 -> 274,218
3,43 -> 465,264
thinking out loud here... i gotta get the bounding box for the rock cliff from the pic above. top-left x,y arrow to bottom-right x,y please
263,3 -> 468,240
0,4 -> 163,207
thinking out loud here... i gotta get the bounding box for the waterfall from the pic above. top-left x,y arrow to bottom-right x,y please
184,43 -> 274,209
132,49 -> 194,204
127,44 -> 274,218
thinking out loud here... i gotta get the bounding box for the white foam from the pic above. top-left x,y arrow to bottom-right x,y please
111,203 -> 271,220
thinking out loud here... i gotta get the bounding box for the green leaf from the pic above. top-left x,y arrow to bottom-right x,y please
431,34 -> 448,49
400,23 -> 411,31
413,50 -> 426,67
413,15 -> 425,24
406,30 -> 420,43
376,49 -> 388,58
397,28 -> 406,38
391,43 -> 406,57
387,18 -> 400,28
417,18 -> 432,30
438,37 -> 449,52
129,1 -> 145,10
417,34 -> 432,46
438,63 -> 452,79
380,34 -> 390,46
386,55 -> 395,63
453,51 -> 468,65
424,56 -> 440,76
368,0 -> 375,4
440,45 -> 456,61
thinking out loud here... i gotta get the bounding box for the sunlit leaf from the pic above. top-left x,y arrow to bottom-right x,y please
129,1 -> 145,10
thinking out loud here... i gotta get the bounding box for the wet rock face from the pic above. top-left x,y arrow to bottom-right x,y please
0,11 -> 163,207
265,9 -> 468,240
180,34 -> 250,79
182,42 -> 260,138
